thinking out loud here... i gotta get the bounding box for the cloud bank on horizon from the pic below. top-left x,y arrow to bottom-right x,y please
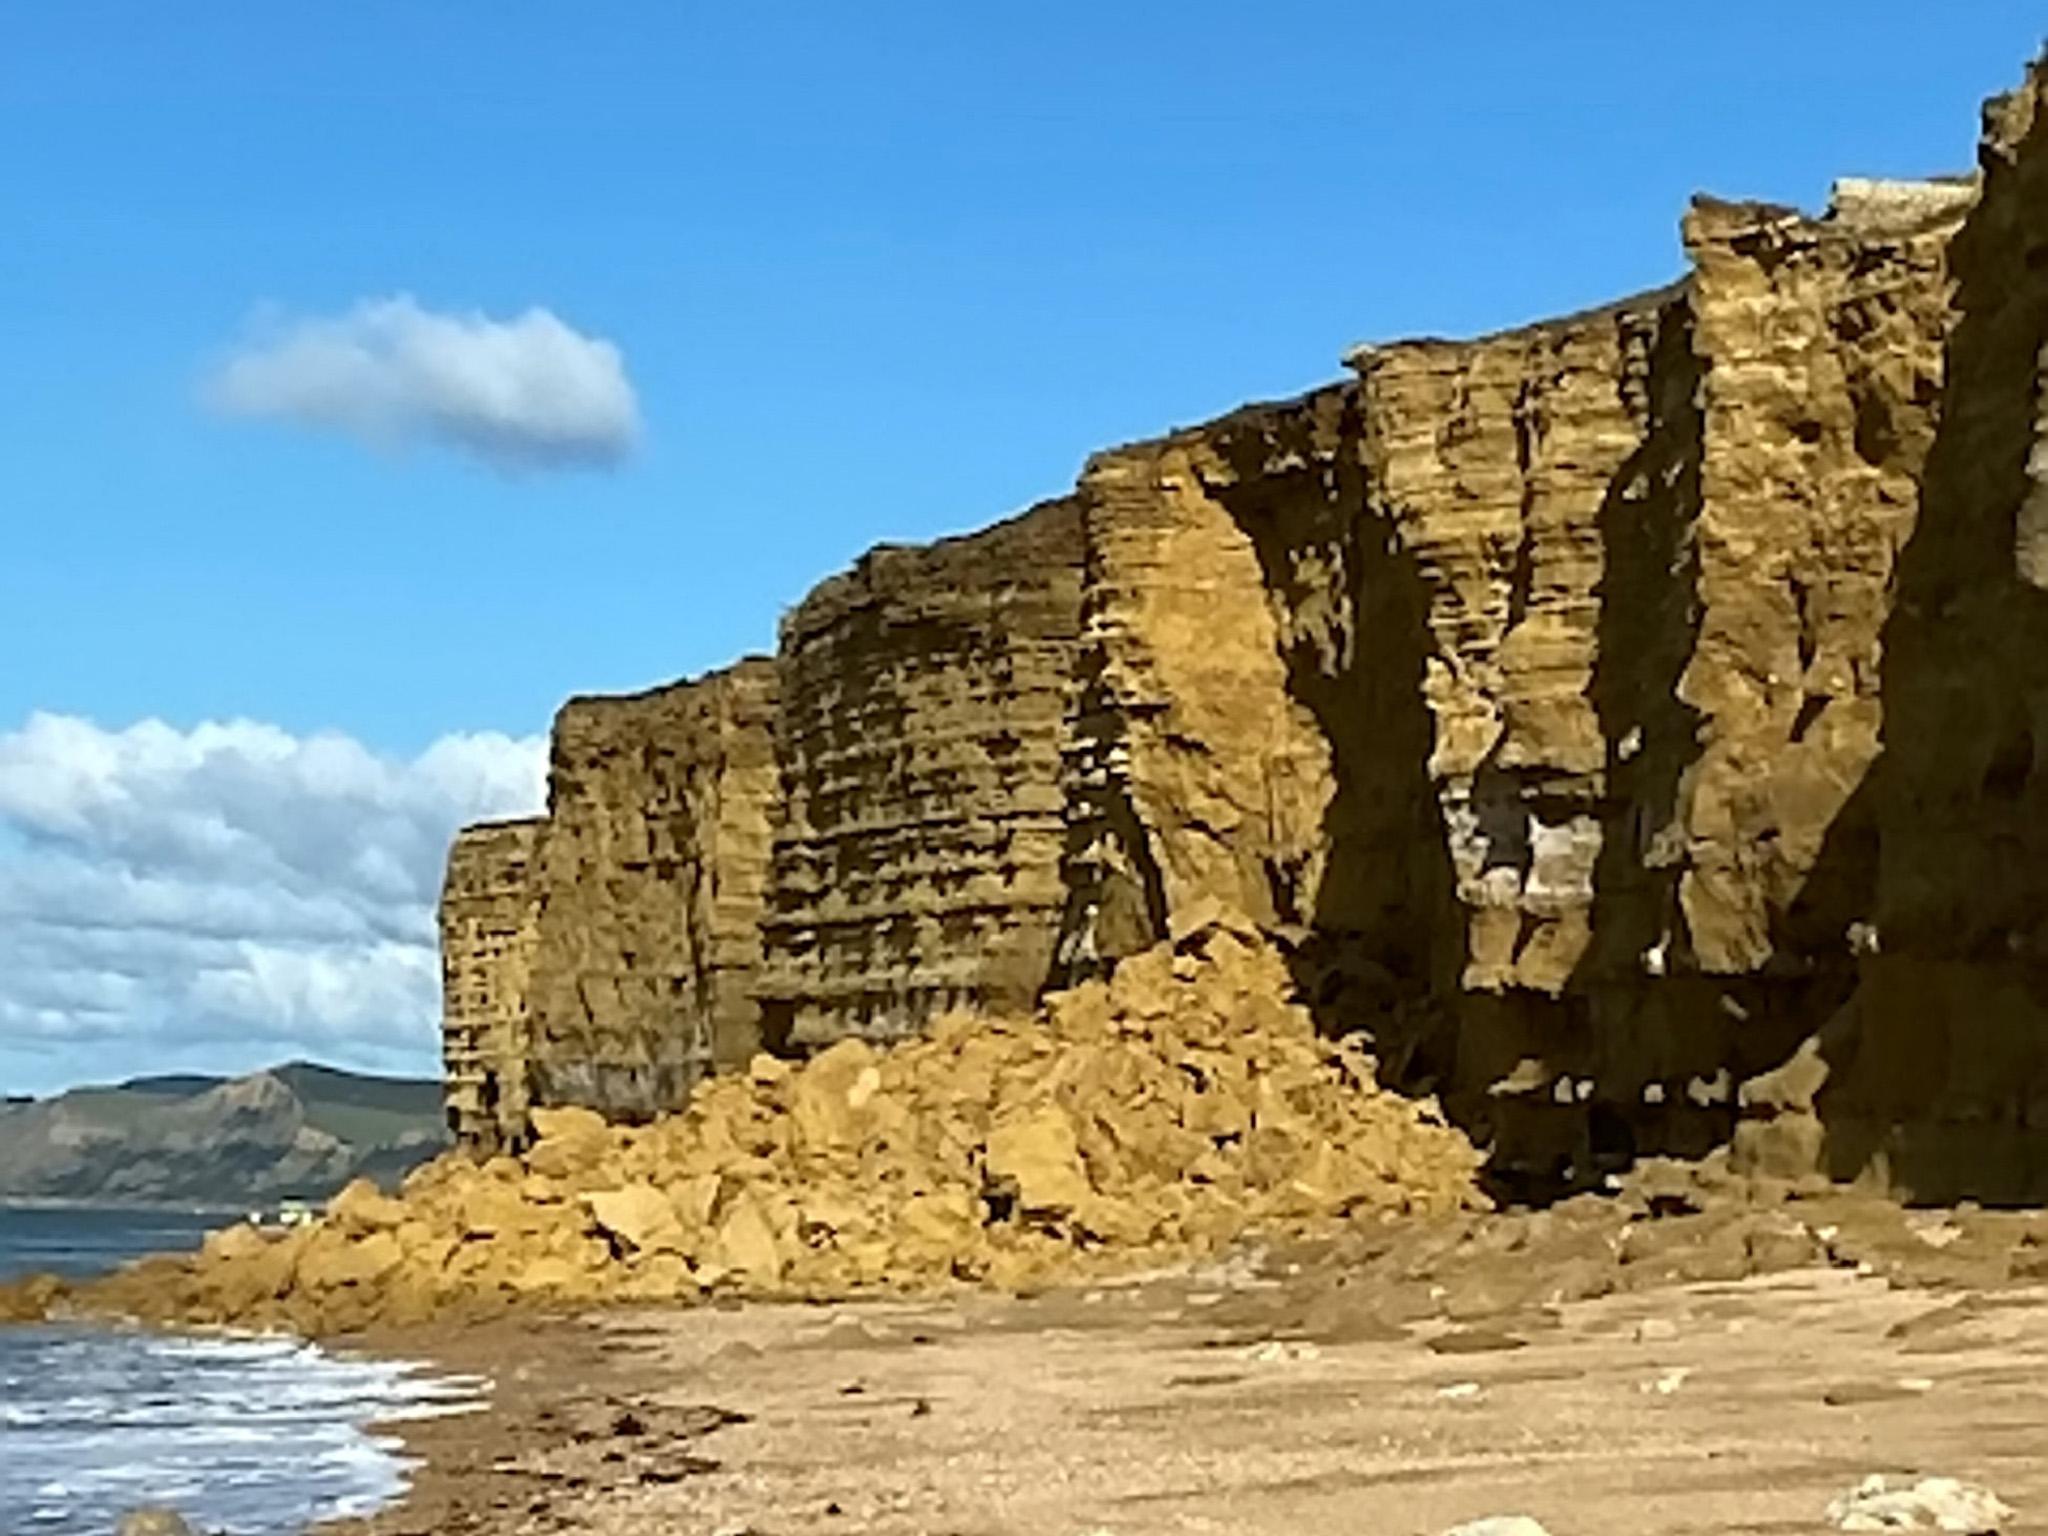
205,295 -> 641,472
0,712 -> 546,1094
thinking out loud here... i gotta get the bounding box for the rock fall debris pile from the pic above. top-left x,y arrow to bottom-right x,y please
19,929 -> 1480,1334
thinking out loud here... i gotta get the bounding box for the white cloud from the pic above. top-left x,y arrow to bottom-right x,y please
205,295 -> 641,471
0,712 -> 546,1094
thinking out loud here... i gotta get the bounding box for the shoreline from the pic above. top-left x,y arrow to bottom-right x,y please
308,1313 -> 629,1536
0,1195 -> 295,1221
306,1224 -> 2048,1536
286,1186 -> 2048,1535
0,1307 -> 488,1536
13,1170 -> 2048,1534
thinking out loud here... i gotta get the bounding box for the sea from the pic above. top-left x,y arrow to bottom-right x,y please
0,1205 -> 480,1536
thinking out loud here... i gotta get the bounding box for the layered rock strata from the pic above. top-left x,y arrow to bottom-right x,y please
524,661 -> 779,1122
1057,398 -> 1347,976
758,500 -> 1087,1049
1674,182 -> 1968,978
1051,181 -> 1973,1192
439,818 -> 546,1150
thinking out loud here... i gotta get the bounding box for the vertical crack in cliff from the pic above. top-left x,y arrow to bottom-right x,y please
1054,660 -> 1170,982
1505,377 -> 1542,635
1198,390 -> 1463,1094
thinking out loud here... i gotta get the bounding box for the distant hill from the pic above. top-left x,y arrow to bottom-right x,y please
0,1062 -> 449,1207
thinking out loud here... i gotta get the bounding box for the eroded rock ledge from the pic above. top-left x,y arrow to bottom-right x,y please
442,57 -> 2048,1206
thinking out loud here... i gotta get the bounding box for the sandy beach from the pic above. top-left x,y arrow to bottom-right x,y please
323,1194 -> 2048,1536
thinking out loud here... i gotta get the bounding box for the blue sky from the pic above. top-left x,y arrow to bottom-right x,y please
8,2 -> 2043,747
1,3 -> 2042,1092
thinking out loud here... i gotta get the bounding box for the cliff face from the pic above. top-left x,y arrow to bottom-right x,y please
439,817 -> 545,1150
760,500 -> 1087,1048
1058,400 -> 1344,974
1668,186 -> 1964,986
1050,296 -> 1701,1180
524,661 -> 778,1122
1735,79 -> 2048,1203
1045,189 -> 1963,1193
439,55 -> 2048,1203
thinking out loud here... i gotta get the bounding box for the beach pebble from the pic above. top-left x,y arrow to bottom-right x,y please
1827,1474 -> 2012,1532
1441,1519 -> 1553,1536
115,1510 -> 194,1536
1240,1339 -> 1321,1364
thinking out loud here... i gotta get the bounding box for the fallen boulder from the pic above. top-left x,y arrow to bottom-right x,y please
1828,1475 -> 2013,1534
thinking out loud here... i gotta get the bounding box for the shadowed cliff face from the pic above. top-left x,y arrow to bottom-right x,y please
1052,386 -> 1461,1078
1736,69 -> 2048,1205
439,58 -> 2048,1205
1040,182 -> 1970,1200
1197,391 -> 1455,1074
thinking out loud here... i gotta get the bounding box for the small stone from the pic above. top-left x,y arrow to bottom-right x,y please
1427,1327 -> 1528,1355
326,1177 -> 408,1232
1827,1474 -> 2012,1533
984,1105 -> 1092,1212
1240,1339 -> 1320,1364
116,1510 -> 195,1536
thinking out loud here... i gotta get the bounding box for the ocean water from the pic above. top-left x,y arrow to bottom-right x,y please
0,1206 -> 480,1536
0,1205 -> 220,1282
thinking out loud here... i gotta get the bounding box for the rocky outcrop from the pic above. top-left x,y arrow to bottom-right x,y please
759,501 -> 1087,1048
435,53 -> 2048,1206
1673,182 -> 1967,978
440,818 -> 545,1149
1354,295 -> 1682,1000
526,661 -> 779,1122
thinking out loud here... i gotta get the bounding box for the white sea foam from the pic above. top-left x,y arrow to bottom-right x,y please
0,1323 -> 482,1536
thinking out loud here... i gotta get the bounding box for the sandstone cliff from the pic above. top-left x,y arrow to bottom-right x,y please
526,662 -> 778,1123
439,54 -> 2048,1206
440,817 -> 544,1150
1734,83 -> 2048,1204
759,500 -> 1086,1049
1040,176 -> 1967,1196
